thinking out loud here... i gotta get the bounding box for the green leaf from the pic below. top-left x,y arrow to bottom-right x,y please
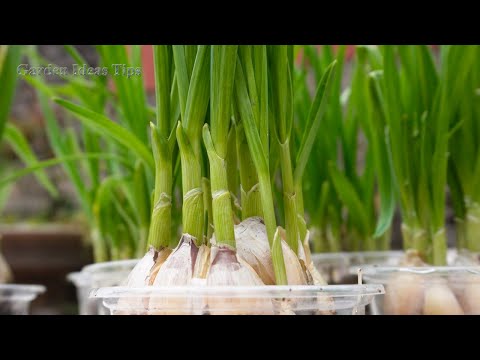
3,123 -> 58,197
367,74 -> 396,238
172,45 -> 190,121
183,45 -> 210,142
294,60 -> 337,185
0,45 -> 21,141
329,162 -> 370,237
268,45 -> 291,143
0,182 -> 13,212
210,45 -> 238,158
234,58 -> 268,176
31,73 -> 93,218
0,153 -> 131,188
99,45 -> 149,143
54,98 -> 154,170
153,45 -> 174,139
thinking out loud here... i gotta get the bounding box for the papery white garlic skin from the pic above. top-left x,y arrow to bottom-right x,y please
148,234 -> 199,314
423,282 -> 464,315
281,239 -> 308,285
147,248 -> 172,285
193,244 -> 210,279
234,217 -> 275,285
205,246 -> 273,315
116,247 -> 162,314
123,246 -> 157,287
152,234 -> 199,287
384,273 -> 424,315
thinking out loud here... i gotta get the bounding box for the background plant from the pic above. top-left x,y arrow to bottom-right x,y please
14,45 -> 164,261
294,45 -> 395,253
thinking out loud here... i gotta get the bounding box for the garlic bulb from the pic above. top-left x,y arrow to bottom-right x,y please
423,282 -> 464,315
384,273 -> 424,315
205,246 -> 273,315
233,217 -> 275,285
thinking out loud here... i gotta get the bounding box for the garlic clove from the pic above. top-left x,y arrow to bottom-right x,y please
450,274 -> 480,314
152,234 -> 199,286
384,273 -> 424,315
423,282 -> 464,315
462,278 -> 480,314
281,239 -> 308,285
122,246 -> 157,287
148,234 -> 199,314
117,246 -> 166,314
234,217 -> 276,285
205,246 -> 273,315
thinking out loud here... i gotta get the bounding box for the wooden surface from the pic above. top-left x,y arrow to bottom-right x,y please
0,224 -> 92,314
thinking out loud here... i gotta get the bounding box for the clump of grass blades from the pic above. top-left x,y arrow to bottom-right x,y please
378,45 -> 471,265
15,45 -> 160,262
0,46 -> 59,282
446,46 -> 480,253
294,45 -> 395,253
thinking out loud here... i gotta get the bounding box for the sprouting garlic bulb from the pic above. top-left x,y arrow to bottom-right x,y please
205,246 -> 274,315
123,246 -> 158,287
384,273 -> 425,315
193,244 -> 210,279
0,251 -> 12,283
233,217 -> 275,285
423,282 -> 464,315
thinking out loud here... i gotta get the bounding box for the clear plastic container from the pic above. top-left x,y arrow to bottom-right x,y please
312,249 -> 461,284
90,284 -> 385,315
67,259 -> 138,315
0,284 -> 46,315
312,251 -> 404,284
360,266 -> 480,315
455,249 -> 480,265
67,272 -> 96,315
